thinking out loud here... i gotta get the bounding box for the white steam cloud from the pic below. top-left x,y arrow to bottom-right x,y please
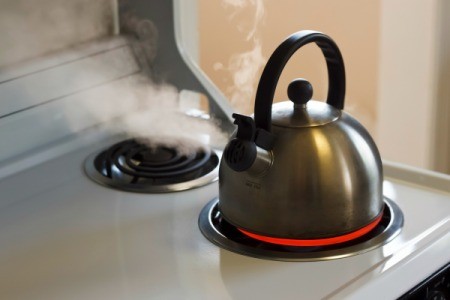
0,0 -> 113,68
222,0 -> 265,41
215,0 -> 266,114
102,13 -> 228,152
76,74 -> 228,153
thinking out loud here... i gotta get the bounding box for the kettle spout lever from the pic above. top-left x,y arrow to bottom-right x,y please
232,113 -> 256,141
232,113 -> 275,150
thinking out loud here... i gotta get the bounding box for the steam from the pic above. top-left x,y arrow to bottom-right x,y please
0,0 -> 113,68
214,0 -> 267,114
90,76 -> 227,153
65,17 -> 228,153
222,0 -> 265,41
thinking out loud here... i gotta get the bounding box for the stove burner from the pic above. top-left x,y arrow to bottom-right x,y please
84,139 -> 221,193
198,198 -> 403,261
238,212 -> 384,247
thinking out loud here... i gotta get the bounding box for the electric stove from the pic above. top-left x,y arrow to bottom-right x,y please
1,127 -> 450,300
0,1 -> 449,299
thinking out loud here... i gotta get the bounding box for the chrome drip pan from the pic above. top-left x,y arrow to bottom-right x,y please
199,197 -> 403,261
84,139 -> 221,193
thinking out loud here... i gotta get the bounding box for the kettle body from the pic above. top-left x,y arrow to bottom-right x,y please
218,30 -> 384,240
219,102 -> 383,239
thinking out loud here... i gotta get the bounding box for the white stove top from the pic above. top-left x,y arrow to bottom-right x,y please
0,130 -> 449,300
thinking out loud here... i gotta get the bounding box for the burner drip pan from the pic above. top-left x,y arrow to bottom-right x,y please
198,197 -> 403,261
85,139 -> 221,193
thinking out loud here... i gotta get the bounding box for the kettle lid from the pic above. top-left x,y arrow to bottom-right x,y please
272,78 -> 341,128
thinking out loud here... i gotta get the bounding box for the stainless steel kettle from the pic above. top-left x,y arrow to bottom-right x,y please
219,30 -> 384,240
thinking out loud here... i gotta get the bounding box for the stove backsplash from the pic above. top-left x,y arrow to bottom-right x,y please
0,0 -> 234,167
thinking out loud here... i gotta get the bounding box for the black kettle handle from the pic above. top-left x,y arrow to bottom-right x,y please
254,30 -> 346,132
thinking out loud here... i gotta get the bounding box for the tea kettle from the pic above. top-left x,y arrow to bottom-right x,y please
219,30 -> 384,241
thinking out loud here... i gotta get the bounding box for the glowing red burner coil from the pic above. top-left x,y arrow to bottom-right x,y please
238,214 -> 383,247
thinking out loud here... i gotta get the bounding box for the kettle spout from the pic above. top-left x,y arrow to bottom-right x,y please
248,146 -> 273,176
223,114 -> 274,175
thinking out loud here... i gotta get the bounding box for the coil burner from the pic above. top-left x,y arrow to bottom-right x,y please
198,198 -> 403,261
84,139 -> 221,193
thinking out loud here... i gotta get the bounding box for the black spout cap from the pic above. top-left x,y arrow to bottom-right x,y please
223,139 -> 257,172
224,114 -> 257,172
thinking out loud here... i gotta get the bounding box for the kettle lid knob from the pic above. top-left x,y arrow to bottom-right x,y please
287,78 -> 313,106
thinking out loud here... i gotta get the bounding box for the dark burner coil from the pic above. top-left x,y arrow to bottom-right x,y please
198,198 -> 403,261
85,139 -> 220,193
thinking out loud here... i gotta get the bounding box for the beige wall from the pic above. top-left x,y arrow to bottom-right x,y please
198,0 -> 450,173
376,0 -> 440,169
199,0 -> 380,134
376,0 -> 450,173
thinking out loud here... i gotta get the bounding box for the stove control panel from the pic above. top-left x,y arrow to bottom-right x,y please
399,263 -> 450,300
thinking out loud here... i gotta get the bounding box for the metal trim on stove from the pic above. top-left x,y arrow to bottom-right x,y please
199,197 -> 404,262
